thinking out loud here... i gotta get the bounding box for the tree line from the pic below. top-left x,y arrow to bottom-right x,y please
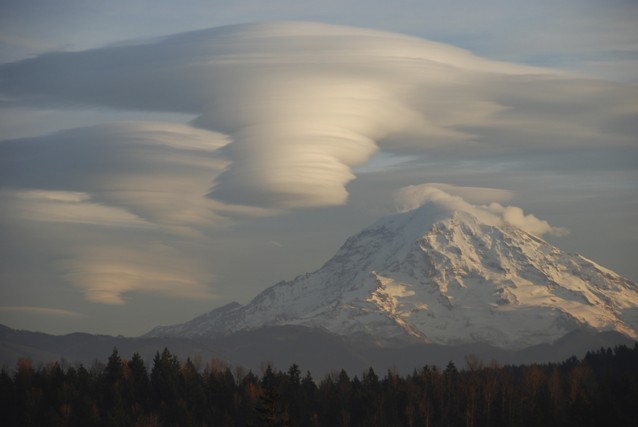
1,344 -> 637,426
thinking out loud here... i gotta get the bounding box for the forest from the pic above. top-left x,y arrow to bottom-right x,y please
1,344 -> 637,426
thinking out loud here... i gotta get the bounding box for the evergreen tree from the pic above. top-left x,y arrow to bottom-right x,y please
127,352 -> 149,411
256,388 -> 290,427
5,343 -> 638,427
0,368 -> 17,425
150,348 -> 183,423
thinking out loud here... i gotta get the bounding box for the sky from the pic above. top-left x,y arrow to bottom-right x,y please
0,0 -> 637,336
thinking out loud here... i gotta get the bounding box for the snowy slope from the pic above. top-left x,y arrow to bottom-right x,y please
147,202 -> 638,349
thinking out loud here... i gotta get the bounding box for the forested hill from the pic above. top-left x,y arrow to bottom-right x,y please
2,344 -> 637,426
2,323 -> 634,379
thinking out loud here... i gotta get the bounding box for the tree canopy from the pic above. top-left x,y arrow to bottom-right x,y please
1,344 -> 636,426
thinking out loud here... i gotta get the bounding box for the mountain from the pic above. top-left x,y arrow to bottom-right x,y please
0,323 -> 225,369
147,201 -> 638,350
3,323 -> 634,376
0,323 -> 369,375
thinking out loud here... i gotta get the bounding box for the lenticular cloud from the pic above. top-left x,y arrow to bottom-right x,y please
0,122 -> 231,304
3,22 -> 634,210
0,23 -> 635,208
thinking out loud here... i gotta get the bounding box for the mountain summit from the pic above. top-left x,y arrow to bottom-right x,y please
147,198 -> 638,349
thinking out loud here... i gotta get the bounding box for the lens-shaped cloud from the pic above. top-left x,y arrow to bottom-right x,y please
3,22 -> 636,209
0,121 -> 237,231
0,122 -> 235,304
61,244 -> 217,305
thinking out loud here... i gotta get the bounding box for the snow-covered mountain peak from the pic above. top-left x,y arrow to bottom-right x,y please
147,201 -> 638,349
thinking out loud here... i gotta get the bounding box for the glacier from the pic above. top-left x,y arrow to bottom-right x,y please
147,200 -> 638,349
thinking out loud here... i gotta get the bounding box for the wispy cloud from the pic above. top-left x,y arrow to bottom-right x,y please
398,183 -> 515,205
0,306 -> 85,318
395,184 -> 568,237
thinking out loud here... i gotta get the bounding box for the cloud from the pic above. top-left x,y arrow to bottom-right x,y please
2,22 -> 635,210
0,189 -> 153,228
0,306 -> 85,318
486,203 -> 569,237
397,183 -> 515,206
1,21 -> 634,311
0,121 -> 241,233
0,121 -> 239,305
62,245 -> 217,305
394,184 -> 568,237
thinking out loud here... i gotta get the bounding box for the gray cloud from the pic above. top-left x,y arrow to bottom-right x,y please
396,183 -> 515,205
0,306 -> 85,318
